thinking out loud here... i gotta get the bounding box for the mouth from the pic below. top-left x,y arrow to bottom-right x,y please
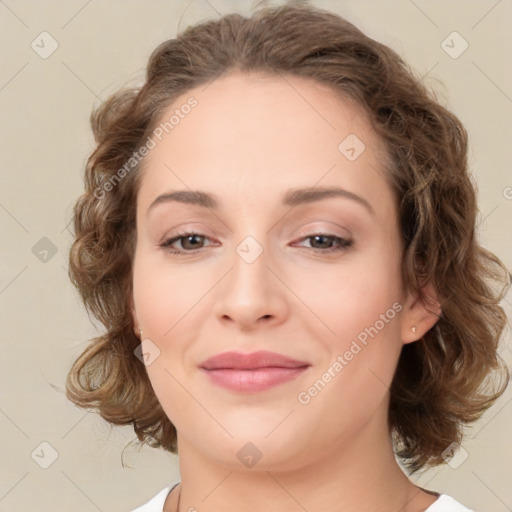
199,350 -> 310,393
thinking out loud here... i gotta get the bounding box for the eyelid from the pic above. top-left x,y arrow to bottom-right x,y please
158,223 -> 213,242
292,221 -> 352,239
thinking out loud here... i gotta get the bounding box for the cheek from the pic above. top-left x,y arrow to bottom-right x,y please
131,256 -> 223,416
292,270 -> 403,449
294,245 -> 403,347
133,259 -> 203,426
132,254 -> 214,339
294,241 -> 404,403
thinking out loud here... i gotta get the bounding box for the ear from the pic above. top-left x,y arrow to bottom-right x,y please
130,295 -> 141,339
400,281 -> 442,344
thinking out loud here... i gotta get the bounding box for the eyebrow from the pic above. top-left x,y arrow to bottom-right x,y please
147,186 -> 375,216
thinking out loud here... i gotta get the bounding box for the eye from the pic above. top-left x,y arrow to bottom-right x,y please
293,234 -> 353,253
158,232 -> 353,256
159,232 -> 214,254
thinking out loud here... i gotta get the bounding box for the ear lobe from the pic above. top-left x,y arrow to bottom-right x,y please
401,281 -> 442,344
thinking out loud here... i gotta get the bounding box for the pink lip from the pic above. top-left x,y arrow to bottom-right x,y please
199,350 -> 310,392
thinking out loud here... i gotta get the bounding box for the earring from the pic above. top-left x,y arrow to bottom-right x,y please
411,326 -> 417,333
139,328 -> 143,339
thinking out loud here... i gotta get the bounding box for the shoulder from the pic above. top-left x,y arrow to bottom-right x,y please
425,494 -> 474,512
129,482 -> 180,512
128,485 -> 472,512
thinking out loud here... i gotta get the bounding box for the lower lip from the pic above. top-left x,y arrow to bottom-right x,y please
202,367 -> 309,392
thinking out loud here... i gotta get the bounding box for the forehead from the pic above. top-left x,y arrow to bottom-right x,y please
137,71 -> 392,215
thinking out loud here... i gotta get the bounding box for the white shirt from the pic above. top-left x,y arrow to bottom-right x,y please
130,482 -> 474,511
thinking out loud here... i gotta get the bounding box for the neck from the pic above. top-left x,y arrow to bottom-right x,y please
169,406 -> 437,512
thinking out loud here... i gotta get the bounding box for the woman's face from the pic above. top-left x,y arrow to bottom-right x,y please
131,71 -> 414,470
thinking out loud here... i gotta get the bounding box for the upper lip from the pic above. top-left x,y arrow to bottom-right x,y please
199,350 -> 310,370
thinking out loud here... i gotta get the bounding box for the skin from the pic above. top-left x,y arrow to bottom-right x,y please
131,70 -> 441,512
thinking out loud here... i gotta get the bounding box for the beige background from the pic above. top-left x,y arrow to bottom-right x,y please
1,0 -> 511,510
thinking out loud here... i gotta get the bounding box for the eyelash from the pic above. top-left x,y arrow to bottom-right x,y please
158,231 -> 353,256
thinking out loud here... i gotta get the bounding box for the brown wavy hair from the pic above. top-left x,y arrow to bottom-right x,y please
65,1 -> 510,472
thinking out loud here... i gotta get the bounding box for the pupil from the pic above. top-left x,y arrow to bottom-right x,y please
314,235 -> 330,248
185,235 -> 201,248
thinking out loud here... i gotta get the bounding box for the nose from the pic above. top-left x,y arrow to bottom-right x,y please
213,238 -> 289,332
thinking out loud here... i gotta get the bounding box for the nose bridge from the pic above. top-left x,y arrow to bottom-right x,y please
230,232 -> 273,302
213,229 -> 288,327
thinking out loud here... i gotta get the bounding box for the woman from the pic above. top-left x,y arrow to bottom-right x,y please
65,2 -> 510,511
